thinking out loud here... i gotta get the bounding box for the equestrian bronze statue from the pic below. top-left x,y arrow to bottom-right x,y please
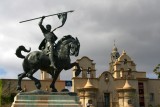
16,11 -> 81,92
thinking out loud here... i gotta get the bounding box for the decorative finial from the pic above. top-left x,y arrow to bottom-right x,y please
112,39 -> 118,52
122,50 -> 126,54
84,79 -> 95,88
123,79 -> 134,89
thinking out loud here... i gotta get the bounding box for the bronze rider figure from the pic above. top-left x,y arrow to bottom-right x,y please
38,16 -> 58,70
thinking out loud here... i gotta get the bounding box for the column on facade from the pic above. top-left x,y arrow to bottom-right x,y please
77,79 -> 98,107
41,70 -> 50,80
117,79 -> 136,107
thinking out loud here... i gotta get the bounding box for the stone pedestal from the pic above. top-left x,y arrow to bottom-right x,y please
11,90 -> 82,107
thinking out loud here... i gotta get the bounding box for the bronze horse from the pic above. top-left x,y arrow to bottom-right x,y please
16,35 -> 81,92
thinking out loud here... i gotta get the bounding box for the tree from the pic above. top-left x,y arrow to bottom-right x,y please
153,64 -> 160,79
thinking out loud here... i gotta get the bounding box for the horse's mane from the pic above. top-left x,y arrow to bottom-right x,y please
55,35 -> 75,49
56,35 -> 74,46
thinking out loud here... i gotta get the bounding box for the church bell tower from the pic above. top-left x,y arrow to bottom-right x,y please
109,43 -> 120,73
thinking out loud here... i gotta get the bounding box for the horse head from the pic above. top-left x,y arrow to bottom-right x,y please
69,37 -> 80,57
56,35 -> 80,58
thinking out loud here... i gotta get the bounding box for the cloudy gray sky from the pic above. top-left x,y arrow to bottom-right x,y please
0,0 -> 160,80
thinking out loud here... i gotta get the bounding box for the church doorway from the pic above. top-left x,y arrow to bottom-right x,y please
104,93 -> 110,107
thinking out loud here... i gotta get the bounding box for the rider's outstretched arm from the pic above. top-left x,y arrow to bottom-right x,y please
39,16 -> 45,25
39,16 -> 46,33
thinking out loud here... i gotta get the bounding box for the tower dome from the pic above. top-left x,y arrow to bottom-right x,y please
110,44 -> 120,62
112,45 -> 118,52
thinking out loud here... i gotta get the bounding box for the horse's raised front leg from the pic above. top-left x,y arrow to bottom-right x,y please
64,62 -> 81,77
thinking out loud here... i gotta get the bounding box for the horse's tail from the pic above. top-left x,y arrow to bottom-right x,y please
15,45 -> 31,59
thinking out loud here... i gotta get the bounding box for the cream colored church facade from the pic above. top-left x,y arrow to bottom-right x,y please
72,46 -> 160,107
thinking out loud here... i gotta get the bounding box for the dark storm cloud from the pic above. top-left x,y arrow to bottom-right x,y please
75,0 -> 160,76
0,0 -> 159,79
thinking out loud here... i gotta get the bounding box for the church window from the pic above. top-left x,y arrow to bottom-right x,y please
150,93 -> 154,101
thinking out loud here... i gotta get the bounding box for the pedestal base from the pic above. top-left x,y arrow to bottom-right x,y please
11,90 -> 82,107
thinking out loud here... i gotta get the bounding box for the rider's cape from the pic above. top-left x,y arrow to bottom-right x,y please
38,38 -> 46,50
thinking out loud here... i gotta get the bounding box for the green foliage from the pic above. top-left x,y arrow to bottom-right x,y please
1,95 -> 14,105
153,64 -> 160,79
1,96 -> 11,105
